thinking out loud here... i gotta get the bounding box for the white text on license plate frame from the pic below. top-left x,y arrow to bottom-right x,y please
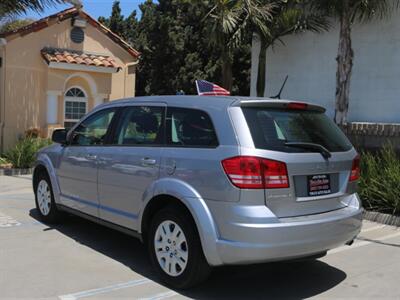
307,174 -> 331,196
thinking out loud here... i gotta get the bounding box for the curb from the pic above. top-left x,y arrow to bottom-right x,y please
0,168 -> 33,176
363,210 -> 400,227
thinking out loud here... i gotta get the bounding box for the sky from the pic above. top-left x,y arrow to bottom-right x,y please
25,0 -> 143,21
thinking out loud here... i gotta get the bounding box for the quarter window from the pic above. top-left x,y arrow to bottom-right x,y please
70,108 -> 116,146
113,106 -> 165,146
166,108 -> 218,147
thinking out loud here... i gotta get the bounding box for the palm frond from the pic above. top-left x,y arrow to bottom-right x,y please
0,0 -> 65,16
310,0 -> 400,23
261,3 -> 330,47
353,0 -> 397,23
206,0 -> 276,51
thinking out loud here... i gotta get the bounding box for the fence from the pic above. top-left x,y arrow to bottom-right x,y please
341,122 -> 400,152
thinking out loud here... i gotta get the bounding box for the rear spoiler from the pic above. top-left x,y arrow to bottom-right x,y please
235,100 -> 326,113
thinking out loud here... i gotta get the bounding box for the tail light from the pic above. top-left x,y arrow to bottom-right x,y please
349,155 -> 360,182
287,102 -> 308,110
221,156 -> 289,189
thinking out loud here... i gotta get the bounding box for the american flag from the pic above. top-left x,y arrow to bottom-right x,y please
195,80 -> 230,96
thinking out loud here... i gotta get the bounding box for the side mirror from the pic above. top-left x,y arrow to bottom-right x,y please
52,129 -> 68,145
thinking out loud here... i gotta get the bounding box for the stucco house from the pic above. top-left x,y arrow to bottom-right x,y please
0,7 -> 139,152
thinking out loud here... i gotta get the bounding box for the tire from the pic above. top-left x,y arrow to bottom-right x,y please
147,205 -> 211,289
34,171 -> 63,223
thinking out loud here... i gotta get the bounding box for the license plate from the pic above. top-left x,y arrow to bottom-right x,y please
307,174 -> 331,196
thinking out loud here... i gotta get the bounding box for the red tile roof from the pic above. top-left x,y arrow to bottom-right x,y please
0,7 -> 140,59
41,47 -> 120,69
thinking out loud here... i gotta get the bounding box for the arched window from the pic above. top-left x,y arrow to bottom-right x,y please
65,87 -> 85,97
64,87 -> 87,129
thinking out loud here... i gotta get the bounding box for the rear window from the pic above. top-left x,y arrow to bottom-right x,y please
242,107 -> 352,153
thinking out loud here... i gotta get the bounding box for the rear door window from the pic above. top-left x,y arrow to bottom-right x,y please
242,107 -> 352,152
166,107 -> 218,147
113,106 -> 165,146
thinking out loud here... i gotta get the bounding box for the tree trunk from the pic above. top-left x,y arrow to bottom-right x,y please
256,38 -> 268,97
335,0 -> 354,125
221,55 -> 233,92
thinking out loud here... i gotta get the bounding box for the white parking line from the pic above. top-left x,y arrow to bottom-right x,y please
0,188 -> 33,195
140,291 -> 178,300
329,230 -> 400,255
58,278 -> 151,300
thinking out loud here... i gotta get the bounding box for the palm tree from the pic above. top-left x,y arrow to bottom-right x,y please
311,0 -> 398,125
1,0 -> 66,16
255,1 -> 329,97
205,0 -> 275,90
0,18 -> 35,33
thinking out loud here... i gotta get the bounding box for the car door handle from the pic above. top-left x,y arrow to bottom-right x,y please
141,158 -> 157,166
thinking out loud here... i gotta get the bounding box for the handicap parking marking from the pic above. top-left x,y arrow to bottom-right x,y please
0,211 -> 21,228
58,278 -> 152,300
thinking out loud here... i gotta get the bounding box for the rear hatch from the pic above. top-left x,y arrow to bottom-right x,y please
240,101 -> 359,218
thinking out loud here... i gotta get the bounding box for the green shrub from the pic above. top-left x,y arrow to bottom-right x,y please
4,137 -> 52,169
359,144 -> 400,215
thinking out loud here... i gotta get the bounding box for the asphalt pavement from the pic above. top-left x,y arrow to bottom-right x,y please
0,175 -> 399,299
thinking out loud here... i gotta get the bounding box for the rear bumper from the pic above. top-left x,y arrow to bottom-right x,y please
213,204 -> 362,265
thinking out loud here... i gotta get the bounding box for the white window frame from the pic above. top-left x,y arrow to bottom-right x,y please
64,86 -> 88,127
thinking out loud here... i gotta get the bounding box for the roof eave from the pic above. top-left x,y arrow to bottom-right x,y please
47,61 -> 120,73
0,7 -> 140,59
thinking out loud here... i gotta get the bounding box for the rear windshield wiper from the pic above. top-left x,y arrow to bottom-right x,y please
284,142 -> 332,159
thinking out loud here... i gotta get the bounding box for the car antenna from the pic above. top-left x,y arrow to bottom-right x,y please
270,75 -> 288,99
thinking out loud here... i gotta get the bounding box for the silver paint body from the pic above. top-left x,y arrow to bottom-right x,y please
35,96 -> 362,266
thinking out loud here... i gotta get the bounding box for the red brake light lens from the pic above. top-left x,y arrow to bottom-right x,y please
221,156 -> 263,189
350,155 -> 360,182
287,102 -> 308,110
221,156 -> 289,189
261,159 -> 290,188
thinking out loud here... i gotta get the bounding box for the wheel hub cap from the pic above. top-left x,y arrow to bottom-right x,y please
37,180 -> 51,216
154,220 -> 188,277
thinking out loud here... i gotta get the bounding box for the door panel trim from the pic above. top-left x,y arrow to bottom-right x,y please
57,204 -> 142,240
61,194 -> 138,220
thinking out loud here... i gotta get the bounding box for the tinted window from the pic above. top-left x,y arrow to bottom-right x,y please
166,108 -> 218,147
70,108 -> 116,146
113,106 -> 164,145
242,108 -> 352,152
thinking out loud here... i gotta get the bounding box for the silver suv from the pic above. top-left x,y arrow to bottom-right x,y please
33,96 -> 362,288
